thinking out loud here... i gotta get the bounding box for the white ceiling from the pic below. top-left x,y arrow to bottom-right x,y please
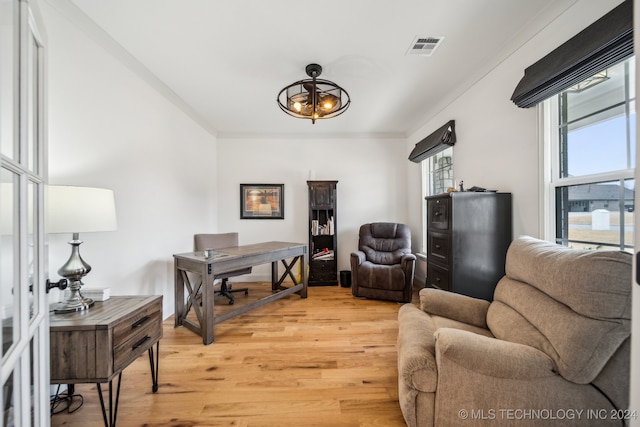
62,0 -> 577,138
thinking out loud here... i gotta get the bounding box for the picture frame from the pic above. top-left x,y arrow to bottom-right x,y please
240,184 -> 284,219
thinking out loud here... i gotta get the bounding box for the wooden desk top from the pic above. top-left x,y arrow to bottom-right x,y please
173,241 -> 306,263
174,241 -> 307,276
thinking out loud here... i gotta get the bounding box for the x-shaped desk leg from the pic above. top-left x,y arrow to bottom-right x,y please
181,270 -> 204,328
272,256 -> 302,291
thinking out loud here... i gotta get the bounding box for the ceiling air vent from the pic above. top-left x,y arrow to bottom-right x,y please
407,36 -> 444,56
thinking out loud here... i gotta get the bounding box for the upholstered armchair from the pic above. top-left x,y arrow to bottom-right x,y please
350,222 -> 415,303
397,236 -> 632,427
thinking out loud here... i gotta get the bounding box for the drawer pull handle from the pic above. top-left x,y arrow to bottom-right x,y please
435,244 -> 441,249
131,316 -> 150,329
132,335 -> 151,350
434,212 -> 441,217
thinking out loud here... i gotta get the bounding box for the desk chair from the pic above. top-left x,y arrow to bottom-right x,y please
194,233 -> 251,305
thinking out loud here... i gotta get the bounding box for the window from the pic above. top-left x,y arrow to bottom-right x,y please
546,57 -> 635,251
421,147 -> 453,252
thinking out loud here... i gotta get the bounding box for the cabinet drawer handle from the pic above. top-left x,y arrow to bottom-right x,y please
132,335 -> 151,350
435,277 -> 441,283
131,316 -> 150,329
435,244 -> 441,249
434,212 -> 441,217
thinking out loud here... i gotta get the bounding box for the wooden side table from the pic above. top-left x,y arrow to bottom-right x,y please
49,295 -> 163,426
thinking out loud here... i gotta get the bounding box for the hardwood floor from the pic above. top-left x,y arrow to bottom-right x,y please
50,283 -> 418,427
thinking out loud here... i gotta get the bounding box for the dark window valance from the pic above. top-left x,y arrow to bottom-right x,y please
408,120 -> 456,163
511,0 -> 633,108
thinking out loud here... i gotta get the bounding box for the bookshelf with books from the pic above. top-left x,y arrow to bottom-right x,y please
307,180 -> 338,286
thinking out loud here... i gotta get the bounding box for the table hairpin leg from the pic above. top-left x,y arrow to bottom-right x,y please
148,342 -> 160,392
96,373 -> 122,427
94,344 -> 159,427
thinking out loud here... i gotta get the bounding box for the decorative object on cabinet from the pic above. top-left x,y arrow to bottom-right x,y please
307,180 -> 338,286
425,192 -> 512,301
277,64 -> 350,124
239,183 -> 284,219
351,222 -> 415,303
46,185 -> 118,313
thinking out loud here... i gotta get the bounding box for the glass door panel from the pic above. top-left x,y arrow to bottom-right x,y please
0,0 -> 17,160
1,168 -> 17,358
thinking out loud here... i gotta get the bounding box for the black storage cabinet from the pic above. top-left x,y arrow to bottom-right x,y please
425,192 -> 512,301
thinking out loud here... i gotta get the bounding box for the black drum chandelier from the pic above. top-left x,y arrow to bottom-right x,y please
277,64 -> 350,124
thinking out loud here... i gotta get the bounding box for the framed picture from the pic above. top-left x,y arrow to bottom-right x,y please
240,184 -> 284,219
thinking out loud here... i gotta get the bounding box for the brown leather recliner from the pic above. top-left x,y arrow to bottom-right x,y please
350,222 -> 415,303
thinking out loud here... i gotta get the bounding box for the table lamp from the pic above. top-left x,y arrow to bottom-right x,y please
47,185 -> 117,313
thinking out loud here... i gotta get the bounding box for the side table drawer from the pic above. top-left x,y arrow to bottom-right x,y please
113,299 -> 163,373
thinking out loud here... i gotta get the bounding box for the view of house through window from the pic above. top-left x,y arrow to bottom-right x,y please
549,57 -> 635,251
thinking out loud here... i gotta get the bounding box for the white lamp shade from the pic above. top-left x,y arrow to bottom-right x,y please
46,186 -> 117,233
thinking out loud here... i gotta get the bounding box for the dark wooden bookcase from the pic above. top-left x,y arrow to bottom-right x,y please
307,180 -> 338,286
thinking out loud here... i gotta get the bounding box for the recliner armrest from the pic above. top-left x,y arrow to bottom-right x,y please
351,250 -> 366,266
435,327 -> 555,379
420,288 -> 490,329
401,253 -> 416,267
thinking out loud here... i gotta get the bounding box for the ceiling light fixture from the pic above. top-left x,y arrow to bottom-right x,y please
277,64 -> 350,124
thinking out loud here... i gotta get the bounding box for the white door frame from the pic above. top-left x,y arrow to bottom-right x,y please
630,2 -> 640,426
1,0 -> 48,426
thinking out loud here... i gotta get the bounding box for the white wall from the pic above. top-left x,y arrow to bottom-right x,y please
216,136 -> 408,278
40,1 -> 218,317
406,0 -> 624,249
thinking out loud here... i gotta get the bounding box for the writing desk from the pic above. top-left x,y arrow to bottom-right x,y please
173,241 -> 308,345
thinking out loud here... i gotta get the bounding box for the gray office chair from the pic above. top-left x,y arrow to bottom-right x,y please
194,233 -> 250,305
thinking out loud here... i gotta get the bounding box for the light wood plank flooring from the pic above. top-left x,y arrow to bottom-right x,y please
50,283 -> 418,427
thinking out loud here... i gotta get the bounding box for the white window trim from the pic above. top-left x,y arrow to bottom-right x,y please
420,159 -> 428,253
540,100 -> 554,242
541,62 -> 636,248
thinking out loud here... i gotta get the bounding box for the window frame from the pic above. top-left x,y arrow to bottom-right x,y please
542,57 -> 635,250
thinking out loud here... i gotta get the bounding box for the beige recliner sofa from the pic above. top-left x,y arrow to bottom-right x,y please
397,236 -> 632,427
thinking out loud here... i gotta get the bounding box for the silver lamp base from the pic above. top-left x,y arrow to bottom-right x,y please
54,288 -> 94,313
54,232 -> 94,313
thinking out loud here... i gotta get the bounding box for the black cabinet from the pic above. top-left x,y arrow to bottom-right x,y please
308,180 -> 338,286
425,192 -> 512,301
